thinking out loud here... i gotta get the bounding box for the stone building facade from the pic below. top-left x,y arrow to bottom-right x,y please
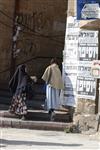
0,0 -> 67,82
0,0 -> 99,124
0,0 -> 15,81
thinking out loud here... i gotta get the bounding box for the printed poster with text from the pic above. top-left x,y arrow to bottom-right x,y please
77,30 -> 98,100
63,17 -> 79,107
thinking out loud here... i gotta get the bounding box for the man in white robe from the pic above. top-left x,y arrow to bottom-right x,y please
42,58 -> 64,121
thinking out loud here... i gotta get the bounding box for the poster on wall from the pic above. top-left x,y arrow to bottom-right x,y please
91,60 -> 100,79
63,16 -> 79,107
77,76 -> 96,100
62,65 -> 77,107
78,46 -> 98,61
78,63 -> 92,77
77,30 -> 98,100
78,30 -> 98,61
77,0 -> 100,20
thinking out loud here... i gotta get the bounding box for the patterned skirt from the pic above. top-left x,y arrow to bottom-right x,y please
9,93 -> 27,116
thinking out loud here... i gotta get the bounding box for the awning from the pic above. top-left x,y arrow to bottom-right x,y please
79,19 -> 100,30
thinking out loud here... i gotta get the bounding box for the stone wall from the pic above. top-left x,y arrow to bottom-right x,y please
73,114 -> 98,133
67,0 -> 76,16
76,99 -> 95,114
0,0 -> 67,82
0,0 -> 15,81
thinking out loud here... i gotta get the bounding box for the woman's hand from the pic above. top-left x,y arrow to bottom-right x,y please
31,76 -> 37,82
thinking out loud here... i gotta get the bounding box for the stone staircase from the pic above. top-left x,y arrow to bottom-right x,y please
0,82 -> 70,123
0,83 -> 46,110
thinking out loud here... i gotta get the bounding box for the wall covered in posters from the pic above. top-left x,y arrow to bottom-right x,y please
63,16 -> 98,107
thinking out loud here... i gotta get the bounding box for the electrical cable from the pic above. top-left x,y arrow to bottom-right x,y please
0,9 -> 65,39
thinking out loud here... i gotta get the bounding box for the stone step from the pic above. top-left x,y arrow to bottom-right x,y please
0,83 -> 45,94
0,89 -> 45,98
0,109 -> 70,122
0,90 -> 11,97
0,97 -> 45,109
0,117 -> 73,131
0,94 -> 45,101
0,84 -> 45,107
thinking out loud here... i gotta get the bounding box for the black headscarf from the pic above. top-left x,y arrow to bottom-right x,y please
9,64 -> 30,95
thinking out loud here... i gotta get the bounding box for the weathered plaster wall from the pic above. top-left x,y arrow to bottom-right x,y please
0,0 -> 67,82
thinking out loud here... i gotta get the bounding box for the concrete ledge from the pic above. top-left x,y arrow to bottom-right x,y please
0,117 -> 73,131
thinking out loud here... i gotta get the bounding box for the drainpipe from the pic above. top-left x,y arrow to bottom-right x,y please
10,0 -> 20,78
97,31 -> 100,131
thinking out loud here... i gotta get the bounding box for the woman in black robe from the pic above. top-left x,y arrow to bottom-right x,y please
9,64 -> 32,119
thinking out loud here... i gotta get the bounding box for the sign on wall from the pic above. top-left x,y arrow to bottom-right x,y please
91,60 -> 100,79
77,0 -> 100,20
63,16 -> 79,107
77,76 -> 96,100
77,30 -> 98,100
